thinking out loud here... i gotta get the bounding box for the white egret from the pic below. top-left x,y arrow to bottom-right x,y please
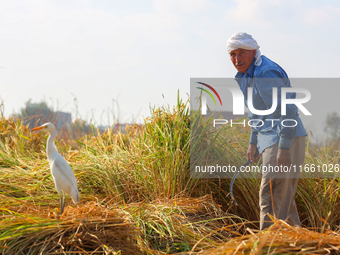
32,123 -> 79,215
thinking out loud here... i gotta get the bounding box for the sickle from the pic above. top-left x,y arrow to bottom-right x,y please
230,148 -> 259,206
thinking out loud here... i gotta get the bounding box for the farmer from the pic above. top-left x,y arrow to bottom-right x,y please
227,32 -> 307,230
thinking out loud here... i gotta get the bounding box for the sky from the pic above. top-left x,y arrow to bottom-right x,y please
1,0 -> 340,131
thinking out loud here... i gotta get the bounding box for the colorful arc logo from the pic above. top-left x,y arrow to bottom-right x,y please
196,82 -> 222,106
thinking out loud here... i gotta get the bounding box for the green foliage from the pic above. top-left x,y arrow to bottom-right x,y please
14,99 -> 93,138
15,100 -> 53,128
1,93 -> 340,253
324,111 -> 340,139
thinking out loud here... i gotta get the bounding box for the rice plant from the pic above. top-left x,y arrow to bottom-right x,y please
1,93 -> 340,254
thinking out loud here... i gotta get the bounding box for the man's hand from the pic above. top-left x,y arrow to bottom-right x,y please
277,149 -> 291,167
247,144 -> 261,162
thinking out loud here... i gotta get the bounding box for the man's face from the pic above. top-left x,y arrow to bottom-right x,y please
229,48 -> 256,74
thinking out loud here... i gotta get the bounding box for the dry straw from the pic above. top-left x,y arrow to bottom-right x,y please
1,95 -> 340,254
193,219 -> 340,254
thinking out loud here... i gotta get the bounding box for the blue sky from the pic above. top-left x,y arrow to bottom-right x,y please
1,0 -> 340,129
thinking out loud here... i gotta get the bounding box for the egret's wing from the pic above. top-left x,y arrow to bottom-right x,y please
51,154 -> 79,204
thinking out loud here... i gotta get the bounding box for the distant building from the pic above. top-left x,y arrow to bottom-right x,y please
98,123 -> 132,134
54,111 -> 72,129
20,109 -> 72,130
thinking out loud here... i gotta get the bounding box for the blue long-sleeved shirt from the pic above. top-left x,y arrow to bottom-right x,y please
235,56 -> 307,154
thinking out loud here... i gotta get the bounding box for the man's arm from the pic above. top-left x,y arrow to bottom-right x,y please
250,128 -> 258,145
255,70 -> 297,166
255,70 -> 297,149
247,129 -> 261,162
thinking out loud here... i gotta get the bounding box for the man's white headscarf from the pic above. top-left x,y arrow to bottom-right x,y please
227,32 -> 262,66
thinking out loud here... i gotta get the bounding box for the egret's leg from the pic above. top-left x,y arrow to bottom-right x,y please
60,191 -> 65,215
59,194 -> 63,215
63,191 -> 66,212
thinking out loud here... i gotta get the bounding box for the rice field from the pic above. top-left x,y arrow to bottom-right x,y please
1,95 -> 340,254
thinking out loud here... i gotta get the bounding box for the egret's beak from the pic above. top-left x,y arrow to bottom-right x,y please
32,126 -> 44,131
